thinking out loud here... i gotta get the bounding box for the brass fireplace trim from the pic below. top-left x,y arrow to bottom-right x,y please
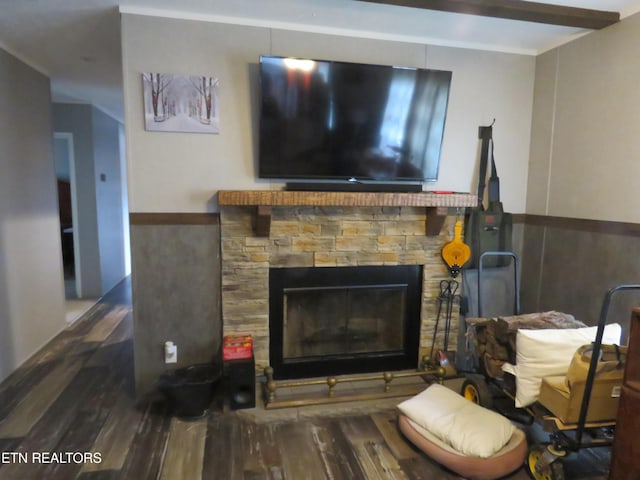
261,364 -> 447,409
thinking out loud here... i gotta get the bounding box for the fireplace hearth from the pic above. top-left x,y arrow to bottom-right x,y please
269,265 -> 422,379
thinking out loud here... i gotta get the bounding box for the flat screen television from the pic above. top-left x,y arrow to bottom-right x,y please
258,55 -> 452,187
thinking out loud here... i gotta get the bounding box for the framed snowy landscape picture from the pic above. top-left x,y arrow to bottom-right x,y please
142,73 -> 220,133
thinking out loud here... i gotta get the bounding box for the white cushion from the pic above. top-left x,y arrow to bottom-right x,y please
397,384 -> 515,458
504,323 -> 621,407
406,418 -> 461,455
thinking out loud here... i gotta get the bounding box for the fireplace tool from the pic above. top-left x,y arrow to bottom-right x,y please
427,217 -> 470,375
428,279 -> 460,376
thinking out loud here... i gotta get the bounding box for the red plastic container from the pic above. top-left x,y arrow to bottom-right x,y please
223,334 -> 253,360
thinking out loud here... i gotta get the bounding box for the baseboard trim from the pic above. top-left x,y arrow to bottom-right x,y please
129,212 -> 220,225
518,214 -> 640,236
128,212 -> 640,235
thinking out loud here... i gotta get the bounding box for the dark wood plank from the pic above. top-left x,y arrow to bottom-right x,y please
398,456 -> 464,480
64,303 -> 111,336
83,305 -> 129,343
117,402 -> 172,480
85,338 -> 130,369
157,416 -> 208,480
371,411 -> 419,461
0,437 -> 22,474
202,415 -> 246,479
250,422 -> 285,478
102,311 -> 133,347
338,415 -> 408,480
76,471 -> 119,480
309,418 -> 368,480
18,302 -> 110,370
0,437 -> 21,452
337,414 -> 386,444
0,357 -> 84,440
79,391 -> 142,475
357,0 -> 619,29
37,369 -> 123,480
0,360 -> 61,422
276,421 -> 332,480
0,367 -> 106,479
232,417 -> 285,479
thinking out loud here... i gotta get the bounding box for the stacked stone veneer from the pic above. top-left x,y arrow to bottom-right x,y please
220,205 -> 459,373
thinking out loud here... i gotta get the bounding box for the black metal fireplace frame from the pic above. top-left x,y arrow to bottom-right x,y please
269,265 -> 422,380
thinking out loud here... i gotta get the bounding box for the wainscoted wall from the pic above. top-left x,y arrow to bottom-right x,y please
128,210 -> 640,394
519,216 -> 640,340
523,13 -> 640,333
130,213 -> 222,395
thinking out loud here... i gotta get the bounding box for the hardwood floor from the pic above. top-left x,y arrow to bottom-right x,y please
0,278 -> 611,479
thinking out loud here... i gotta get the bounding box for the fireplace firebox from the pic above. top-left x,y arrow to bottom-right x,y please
269,265 -> 422,379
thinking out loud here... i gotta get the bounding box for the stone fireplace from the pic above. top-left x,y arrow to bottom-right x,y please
218,190 -> 476,377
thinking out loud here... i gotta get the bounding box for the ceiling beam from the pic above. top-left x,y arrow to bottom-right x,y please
357,0 -> 620,29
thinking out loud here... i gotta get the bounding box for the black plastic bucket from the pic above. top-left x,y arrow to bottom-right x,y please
157,363 -> 221,418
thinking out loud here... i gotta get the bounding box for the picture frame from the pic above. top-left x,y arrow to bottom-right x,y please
142,73 -> 220,133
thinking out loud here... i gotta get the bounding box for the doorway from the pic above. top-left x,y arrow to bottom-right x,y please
53,132 -> 95,323
54,133 -> 79,297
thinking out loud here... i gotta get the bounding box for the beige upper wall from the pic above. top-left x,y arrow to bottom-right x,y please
528,12 -> 640,222
122,13 -> 535,213
527,49 -> 557,215
427,46 -> 534,208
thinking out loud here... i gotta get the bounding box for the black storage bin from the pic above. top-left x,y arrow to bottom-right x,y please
157,363 -> 221,418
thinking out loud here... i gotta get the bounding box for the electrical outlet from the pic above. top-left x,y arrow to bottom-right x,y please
164,341 -> 177,364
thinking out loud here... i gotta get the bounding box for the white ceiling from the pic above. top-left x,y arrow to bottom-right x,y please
1,0 -> 640,123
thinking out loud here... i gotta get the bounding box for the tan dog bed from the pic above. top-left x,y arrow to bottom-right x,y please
397,384 -> 527,480
398,415 -> 527,480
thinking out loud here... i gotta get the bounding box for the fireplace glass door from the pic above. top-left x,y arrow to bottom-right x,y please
283,286 -> 406,359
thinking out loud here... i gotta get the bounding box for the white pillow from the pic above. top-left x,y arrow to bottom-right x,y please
505,323 -> 621,407
397,384 -> 515,458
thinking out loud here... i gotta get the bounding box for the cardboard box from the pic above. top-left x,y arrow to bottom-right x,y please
539,374 -> 622,424
223,334 -> 253,360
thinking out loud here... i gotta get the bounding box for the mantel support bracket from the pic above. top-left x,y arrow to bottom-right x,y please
425,207 -> 449,236
254,205 -> 272,237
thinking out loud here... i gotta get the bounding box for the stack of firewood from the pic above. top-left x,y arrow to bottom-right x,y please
464,311 -> 585,379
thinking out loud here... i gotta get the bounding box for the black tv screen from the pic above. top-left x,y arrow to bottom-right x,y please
258,55 -> 452,184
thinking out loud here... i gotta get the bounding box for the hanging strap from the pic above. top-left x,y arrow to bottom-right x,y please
487,139 -> 501,204
476,122 -> 501,208
476,125 -> 491,208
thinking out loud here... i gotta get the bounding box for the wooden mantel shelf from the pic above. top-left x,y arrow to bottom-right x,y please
217,190 -> 477,237
218,190 -> 476,208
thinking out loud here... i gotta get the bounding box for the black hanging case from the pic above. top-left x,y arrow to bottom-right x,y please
464,124 -> 513,269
